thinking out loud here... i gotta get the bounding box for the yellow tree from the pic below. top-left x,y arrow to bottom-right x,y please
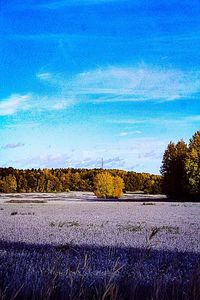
94,172 -> 124,199
113,176 -> 124,198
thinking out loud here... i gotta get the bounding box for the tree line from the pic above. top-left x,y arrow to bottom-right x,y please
0,167 -> 162,194
1,130 -> 199,197
161,131 -> 200,198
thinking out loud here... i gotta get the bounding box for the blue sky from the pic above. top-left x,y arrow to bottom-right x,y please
0,0 -> 200,174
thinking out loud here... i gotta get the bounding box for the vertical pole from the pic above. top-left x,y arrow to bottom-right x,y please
101,158 -> 104,169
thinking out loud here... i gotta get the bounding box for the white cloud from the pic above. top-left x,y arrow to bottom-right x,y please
2,65 -> 200,116
72,66 -> 200,102
11,154 -> 124,169
0,94 -> 29,116
111,115 -> 200,127
0,93 -> 74,116
119,132 -> 128,137
13,154 -> 70,169
187,115 -> 200,122
135,130 -> 142,134
118,130 -> 142,136
4,137 -> 168,173
38,65 -> 200,105
112,119 -> 145,125
36,72 -> 52,80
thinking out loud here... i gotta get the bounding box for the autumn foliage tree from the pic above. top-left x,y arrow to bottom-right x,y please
113,176 -> 125,198
0,167 -> 161,194
94,171 -> 124,199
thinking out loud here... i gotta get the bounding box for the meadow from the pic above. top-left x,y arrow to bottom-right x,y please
0,192 -> 199,299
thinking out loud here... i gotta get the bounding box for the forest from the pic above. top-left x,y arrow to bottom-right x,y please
0,130 -> 199,198
0,167 -> 162,194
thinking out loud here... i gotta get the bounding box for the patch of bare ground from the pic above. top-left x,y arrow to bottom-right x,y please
5,199 -> 47,204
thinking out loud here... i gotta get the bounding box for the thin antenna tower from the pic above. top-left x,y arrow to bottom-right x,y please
101,158 -> 104,169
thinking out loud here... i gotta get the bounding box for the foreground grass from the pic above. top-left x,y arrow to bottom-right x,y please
0,193 -> 199,299
0,232 -> 199,300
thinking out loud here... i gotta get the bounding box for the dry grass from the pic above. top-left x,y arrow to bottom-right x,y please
0,230 -> 199,300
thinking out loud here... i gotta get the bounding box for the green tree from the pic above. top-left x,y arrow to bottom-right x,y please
161,140 -> 188,196
124,172 -> 143,192
17,175 -> 28,192
185,131 -> 200,195
26,172 -> 38,192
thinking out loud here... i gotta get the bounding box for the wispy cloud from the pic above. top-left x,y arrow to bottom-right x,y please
111,115 -> 200,126
0,94 -> 29,116
1,143 -> 25,150
119,130 -> 142,137
119,132 -> 129,137
11,154 -> 124,169
4,137 -> 168,173
13,154 -> 70,169
2,65 -> 200,116
0,93 -> 74,116
186,115 -> 200,122
113,119 -> 145,125
73,66 -> 200,102
36,72 -> 52,80
37,65 -> 200,104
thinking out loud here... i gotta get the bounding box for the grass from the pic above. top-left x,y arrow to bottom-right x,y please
0,227 -> 198,299
160,225 -> 180,234
49,221 -> 80,228
0,239 -> 199,300
118,223 -> 144,233
55,243 -> 79,254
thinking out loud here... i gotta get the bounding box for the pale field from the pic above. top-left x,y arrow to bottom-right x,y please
0,192 -> 199,299
0,192 -> 199,252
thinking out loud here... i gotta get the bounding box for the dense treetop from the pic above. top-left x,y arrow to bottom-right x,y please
0,167 -> 162,194
161,131 -> 200,198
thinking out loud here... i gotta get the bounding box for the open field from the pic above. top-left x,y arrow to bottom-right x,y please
0,192 -> 200,299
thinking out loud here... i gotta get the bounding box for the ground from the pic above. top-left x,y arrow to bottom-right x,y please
0,192 -> 199,252
0,192 -> 200,299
